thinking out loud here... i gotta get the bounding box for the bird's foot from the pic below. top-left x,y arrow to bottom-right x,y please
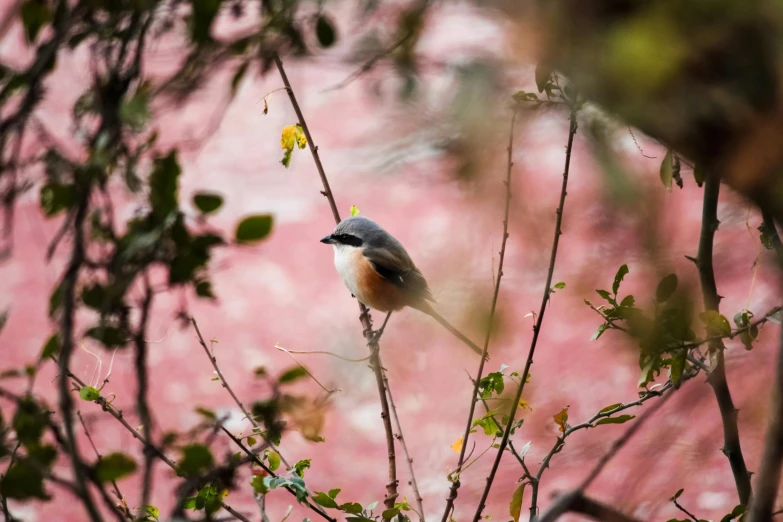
365,327 -> 385,347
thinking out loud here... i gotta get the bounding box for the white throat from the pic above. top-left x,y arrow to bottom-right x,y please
333,244 -> 363,302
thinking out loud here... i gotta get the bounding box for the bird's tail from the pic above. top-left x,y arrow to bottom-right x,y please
415,301 -> 489,360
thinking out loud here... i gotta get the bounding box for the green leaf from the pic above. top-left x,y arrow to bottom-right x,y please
191,0 -> 221,42
193,192 -> 224,215
120,87 -> 150,129
313,492 -> 340,509
40,333 -> 60,360
669,488 -> 684,502
231,62 -> 249,97
553,282 -> 566,290
293,458 -> 311,477
700,311 -> 732,337
149,151 -> 181,221
596,289 -> 613,302
266,449 -> 281,471
613,265 -> 629,295
40,182 -> 76,217
660,149 -> 673,191
598,403 -> 622,414
20,0 -> 51,43
145,505 -> 160,520
620,295 -> 635,307
235,215 -> 274,243
656,274 -> 678,302
85,325 -> 127,348
340,503 -> 364,514
79,386 -> 101,401
278,366 -> 308,384
251,476 -> 268,495
246,436 -> 257,447
328,488 -> 341,499
195,280 -> 215,300
350,205 -> 360,217
179,444 -> 214,476
382,508 -> 400,519
509,482 -> 526,522
670,350 -> 686,387
95,453 -> 137,482
534,63 -> 552,93
595,415 -> 636,425
0,459 -> 48,499
12,398 -> 48,446
183,497 -> 197,509
590,323 -> 607,342
315,14 -> 337,47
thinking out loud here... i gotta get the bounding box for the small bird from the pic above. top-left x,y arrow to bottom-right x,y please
321,215 -> 485,358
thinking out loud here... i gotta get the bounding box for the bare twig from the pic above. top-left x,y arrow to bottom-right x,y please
747,322 -> 783,522
673,499 -> 700,522
441,106 -> 519,522
383,370 -> 425,520
191,318 -> 293,469
695,166 -> 752,504
135,277 -> 155,515
470,109 -> 578,522
76,411 -> 132,520
272,51 -> 402,516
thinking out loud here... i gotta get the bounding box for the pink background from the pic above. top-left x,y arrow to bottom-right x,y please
1,1 -> 781,521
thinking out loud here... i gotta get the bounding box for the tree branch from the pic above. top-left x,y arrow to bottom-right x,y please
747,322 -> 783,522
272,51 -> 403,516
135,277 -> 155,515
383,371 -> 425,520
440,106 -> 519,522
696,166 -> 752,504
470,109 -> 577,522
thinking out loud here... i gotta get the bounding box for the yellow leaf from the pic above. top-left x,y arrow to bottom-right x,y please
509,482 -> 526,522
451,437 -> 463,453
294,125 -> 307,149
350,205 -> 360,217
553,406 -> 569,433
281,125 -> 297,151
519,398 -> 532,410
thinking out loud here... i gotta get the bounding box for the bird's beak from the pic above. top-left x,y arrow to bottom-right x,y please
320,234 -> 335,244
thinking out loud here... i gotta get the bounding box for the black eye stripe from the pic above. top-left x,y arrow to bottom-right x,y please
335,233 -> 362,247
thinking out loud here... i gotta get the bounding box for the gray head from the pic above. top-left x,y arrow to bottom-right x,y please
320,216 -> 403,250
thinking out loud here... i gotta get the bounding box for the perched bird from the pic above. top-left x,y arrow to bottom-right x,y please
321,215 -> 485,358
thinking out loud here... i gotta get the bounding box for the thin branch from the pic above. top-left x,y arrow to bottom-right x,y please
441,106 -> 519,522
57,364 -> 251,522
673,499 -> 700,522
77,411 -> 132,520
471,109 -> 578,522
695,166 -> 752,505
191,318 -> 293,469
761,208 -> 783,259
272,51 -> 402,516
135,277 -> 155,515
383,370 -> 425,521
577,389 -> 673,491
219,426 -> 337,522
747,322 -> 783,522
538,491 -> 644,522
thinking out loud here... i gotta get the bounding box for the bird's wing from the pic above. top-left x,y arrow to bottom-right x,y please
363,247 -> 435,303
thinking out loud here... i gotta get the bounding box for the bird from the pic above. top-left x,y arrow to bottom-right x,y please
320,215 -> 486,358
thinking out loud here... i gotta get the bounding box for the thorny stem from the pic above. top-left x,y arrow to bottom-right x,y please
441,107 -> 519,522
696,167 -> 752,505
272,51 -> 402,515
383,370 -> 425,521
747,321 -> 783,522
471,110 -> 577,522
191,318 -> 292,469
76,411 -> 132,520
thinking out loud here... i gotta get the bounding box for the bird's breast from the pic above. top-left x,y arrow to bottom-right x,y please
332,245 -> 406,312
